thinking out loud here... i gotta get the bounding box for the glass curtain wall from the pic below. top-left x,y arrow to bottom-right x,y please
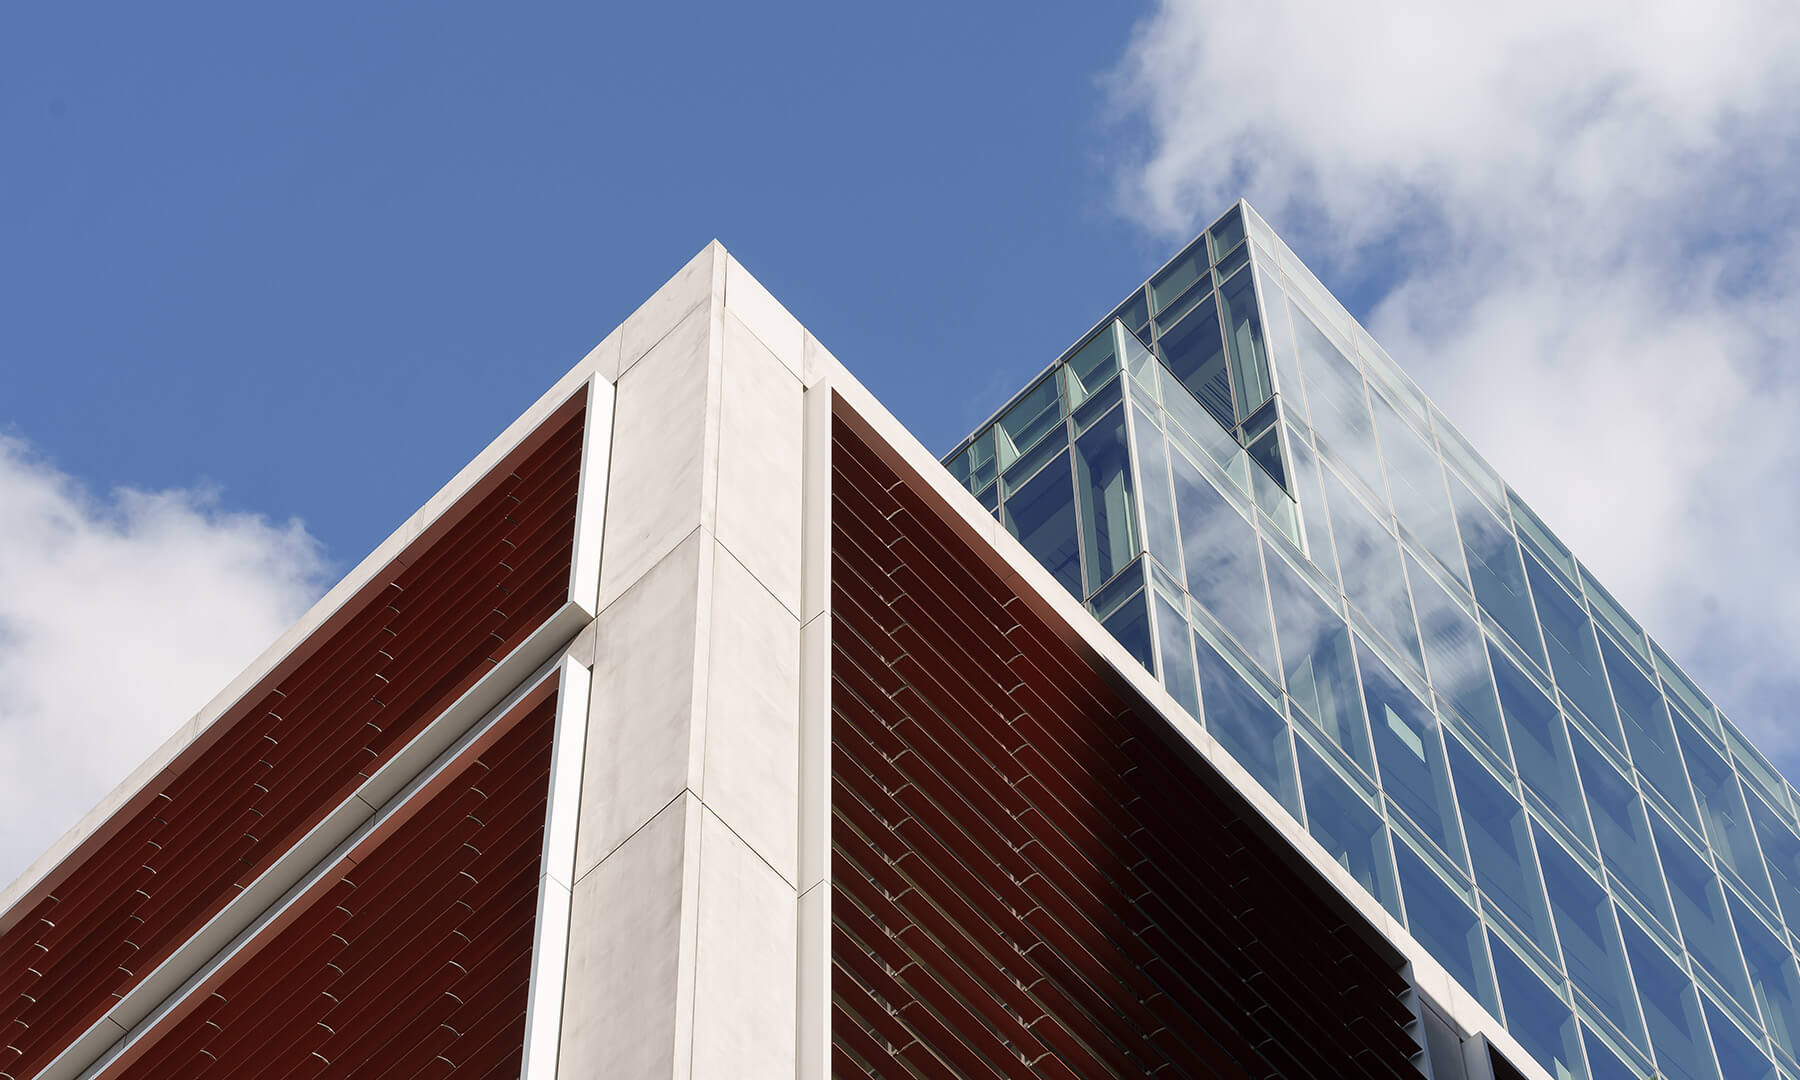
944,201 -> 1800,1080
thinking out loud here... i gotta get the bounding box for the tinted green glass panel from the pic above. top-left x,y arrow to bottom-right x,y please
1509,491 -> 1577,583
1219,266 -> 1273,417
1650,813 -> 1755,1012
1208,205 -> 1247,259
1494,646 -> 1594,847
1371,391 -> 1467,586
1065,325 -> 1122,406
1538,825 -> 1649,1050
1260,275 -> 1308,417
1673,709 -> 1777,907
1450,476 -> 1547,669
1490,930 -> 1589,1080
1395,840 -> 1499,1014
1169,447 -> 1279,676
1158,294 -> 1235,429
1327,470 -> 1424,672
1074,406 -> 1140,593
1361,638 -> 1466,866
1447,738 -> 1556,955
1102,589 -> 1155,672
996,375 -> 1063,468
1620,916 -> 1724,1080
1002,450 -> 1083,599
1150,239 -> 1208,314
1572,730 -> 1678,931
1297,739 -> 1401,917
1601,632 -> 1703,833
1131,407 -> 1186,582
1410,554 -> 1508,761
1284,429 -> 1340,585
1266,544 -> 1371,774
1525,555 -> 1625,749
1194,631 -> 1299,813
1294,307 -> 1385,496
952,429 -> 998,494
1154,594 -> 1200,719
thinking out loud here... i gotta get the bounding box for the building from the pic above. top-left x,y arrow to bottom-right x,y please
0,207 -> 1792,1080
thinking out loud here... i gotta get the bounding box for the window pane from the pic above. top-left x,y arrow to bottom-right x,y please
1602,633 -> 1703,833
1450,476 -> 1548,669
1582,1024 -> 1645,1080
1675,715 -> 1779,908
1371,391 -> 1468,586
1169,447 -> 1280,677
1747,794 -> 1800,932
1102,588 -> 1155,672
997,375 -> 1064,469
1154,594 -> 1200,719
1395,839 -> 1499,1015
1620,915 -> 1724,1080
1194,631 -> 1299,813
1260,274 -> 1308,419
1219,266 -> 1273,417
1572,730 -> 1678,932
1074,406 -> 1140,592
1494,646 -> 1595,847
1157,293 -> 1235,428
1537,825 -> 1650,1051
1447,738 -> 1557,955
1525,555 -> 1625,750
1131,407 -> 1186,582
1731,890 -> 1800,1062
1703,996 -> 1776,1080
1490,930 -> 1589,1080
1327,470 -> 1424,672
1064,324 -> 1122,406
1298,739 -> 1401,918
1650,813 -> 1755,1013
1002,450 -> 1083,599
1361,638 -> 1466,866
1208,205 -> 1247,259
1150,237 -> 1208,314
1266,544 -> 1372,775
1294,306 -> 1385,496
1410,554 -> 1509,761
1285,429 -> 1340,584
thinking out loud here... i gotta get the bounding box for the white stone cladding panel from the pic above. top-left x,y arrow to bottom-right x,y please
714,310 -> 803,615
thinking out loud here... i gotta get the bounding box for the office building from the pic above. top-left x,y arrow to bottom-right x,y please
2,208 -> 1792,1080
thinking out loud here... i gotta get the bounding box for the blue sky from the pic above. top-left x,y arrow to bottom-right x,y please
5,1 -> 1799,881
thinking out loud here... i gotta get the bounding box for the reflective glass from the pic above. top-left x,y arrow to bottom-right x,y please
1511,493 -> 1579,581
1747,794 -> 1800,931
1194,631 -> 1299,812
1265,544 -> 1371,774
1071,370 -> 1123,433
1107,289 -> 1151,340
1361,638 -> 1466,866
1259,277 -> 1308,417
1656,644 -> 1718,737
1703,995 -> 1776,1080
1573,729 -> 1678,931
1326,469 -> 1424,672
1724,725 -> 1790,822
1582,567 -> 1650,664
1002,450 -> 1083,599
1000,419 -> 1067,497
1219,265 -> 1274,417
1131,407 -> 1186,581
1651,812 -> 1756,1012
1410,554 -> 1509,761
1447,737 -> 1557,954
1074,406 -> 1140,593
953,429 -> 998,495
1495,646 -> 1595,847
1602,632 -> 1704,833
1450,476 -> 1548,669
1162,363 -> 1250,481
1284,428 -> 1340,585
1583,1025 -> 1645,1080
1150,238 -> 1207,314
1676,715 -> 1779,908
1538,824 -> 1650,1050
1732,890 -> 1800,1062
1208,205 -> 1247,259
1434,407 -> 1507,509
1371,391 -> 1468,586
1064,324 -> 1121,407
1154,594 -> 1200,719
1102,588 -> 1155,672
1297,739 -> 1401,917
1158,294 -> 1235,429
1169,447 -> 1279,676
997,375 -> 1064,469
1525,555 -> 1626,749
1491,929 -> 1589,1080
1621,914 -> 1725,1080
1395,839 -> 1499,1014
1294,306 -> 1386,496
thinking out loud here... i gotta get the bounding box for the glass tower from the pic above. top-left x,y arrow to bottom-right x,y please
944,202 -> 1800,1080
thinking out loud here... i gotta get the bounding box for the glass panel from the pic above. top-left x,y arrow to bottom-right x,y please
1326,470 -> 1424,672
1361,638 -> 1467,867
1491,929 -> 1590,1080
1511,492 -> 1579,583
1002,450 -> 1084,599
1732,890 -> 1800,1062
1582,566 -> 1650,664
1150,237 -> 1208,314
1656,643 -> 1718,735
1294,306 -> 1386,496
952,429 -> 998,495
1208,205 -> 1247,259
1168,447 -> 1280,676
1621,914 -> 1724,1080
1157,294 -> 1235,429
1446,737 -> 1557,954
1194,631 -> 1299,812
1573,729 -> 1679,931
1258,272 -> 1307,415
1265,544 -> 1372,774
1435,407 -> 1507,509
998,375 -> 1066,470
1651,812 -> 1755,1011
1088,557 -> 1147,619
1675,714 -> 1778,907
1297,739 -> 1401,917
1494,646 -> 1595,847
1538,824 -> 1650,1050
1602,633 -> 1703,833
1450,475 -> 1548,669
1131,407 -> 1186,582
1285,428 -> 1339,585
1703,995 -> 1776,1080
1747,794 -> 1800,931
1395,838 -> 1499,1014
1071,369 -> 1123,433
1064,324 -> 1121,407
1371,391 -> 1468,586
1154,594 -> 1200,719
1583,1024 -> 1645,1080
1219,265 -> 1273,417
1410,555 -> 1509,761
1102,588 -> 1155,672
1526,555 -> 1625,750
1108,290 -> 1151,340
1724,724 -> 1790,820
1000,419 -> 1068,497
1074,406 -> 1140,594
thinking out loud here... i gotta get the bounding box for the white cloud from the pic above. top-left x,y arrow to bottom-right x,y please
0,437 -> 329,888
1109,0 -> 1800,766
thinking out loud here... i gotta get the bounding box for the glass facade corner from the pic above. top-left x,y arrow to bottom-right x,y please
946,201 -> 1795,1080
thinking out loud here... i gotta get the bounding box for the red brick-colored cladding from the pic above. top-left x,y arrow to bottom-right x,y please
830,407 -> 1420,1079
0,398 -> 585,1080
107,687 -> 557,1079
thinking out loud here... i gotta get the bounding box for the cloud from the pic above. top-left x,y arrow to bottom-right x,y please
1108,0 -> 1800,767
0,437 -> 329,888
